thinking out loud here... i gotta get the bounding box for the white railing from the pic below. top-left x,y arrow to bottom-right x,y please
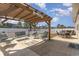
0,28 -> 75,38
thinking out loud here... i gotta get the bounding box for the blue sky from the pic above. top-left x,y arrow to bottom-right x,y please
29,3 -> 74,27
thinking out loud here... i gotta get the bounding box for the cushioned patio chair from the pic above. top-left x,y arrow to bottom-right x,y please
0,32 -> 8,42
15,31 -> 26,37
41,31 -> 48,39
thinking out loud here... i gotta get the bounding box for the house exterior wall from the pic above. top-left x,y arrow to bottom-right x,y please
75,14 -> 79,37
72,4 -> 79,37
72,3 -> 79,22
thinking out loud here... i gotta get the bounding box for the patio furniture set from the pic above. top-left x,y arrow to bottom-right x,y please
0,30 -> 48,42
56,30 -> 76,38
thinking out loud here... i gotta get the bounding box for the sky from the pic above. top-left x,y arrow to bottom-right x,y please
29,3 -> 74,27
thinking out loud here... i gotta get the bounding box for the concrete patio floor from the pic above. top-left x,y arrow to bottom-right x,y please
0,35 -> 79,56
52,35 -> 79,44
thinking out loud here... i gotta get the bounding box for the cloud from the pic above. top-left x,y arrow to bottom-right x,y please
50,7 -> 72,16
52,17 -> 59,22
63,3 -> 72,7
68,7 -> 72,12
35,3 -> 47,10
37,22 -> 47,26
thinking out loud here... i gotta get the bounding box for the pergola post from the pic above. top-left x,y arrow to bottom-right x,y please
46,20 -> 51,40
48,20 -> 51,40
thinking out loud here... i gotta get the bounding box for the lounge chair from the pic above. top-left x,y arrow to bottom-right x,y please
56,31 -> 59,35
15,31 -> 26,37
0,32 -> 8,42
33,31 -> 39,39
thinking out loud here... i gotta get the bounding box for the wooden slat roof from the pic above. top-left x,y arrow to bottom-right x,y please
0,3 -> 52,23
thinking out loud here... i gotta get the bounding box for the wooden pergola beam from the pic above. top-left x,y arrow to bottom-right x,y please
29,18 -> 43,22
26,15 -> 38,20
13,3 -> 33,12
22,14 -> 36,20
13,9 -> 24,18
30,18 -> 49,22
19,12 -> 32,19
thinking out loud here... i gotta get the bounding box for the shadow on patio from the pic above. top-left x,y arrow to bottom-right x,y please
1,39 -> 78,56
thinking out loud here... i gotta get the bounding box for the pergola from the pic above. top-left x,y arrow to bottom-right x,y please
0,3 -> 52,40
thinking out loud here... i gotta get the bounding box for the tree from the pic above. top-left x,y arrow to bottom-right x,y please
60,25 -> 65,28
57,24 -> 61,28
57,24 -> 65,28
